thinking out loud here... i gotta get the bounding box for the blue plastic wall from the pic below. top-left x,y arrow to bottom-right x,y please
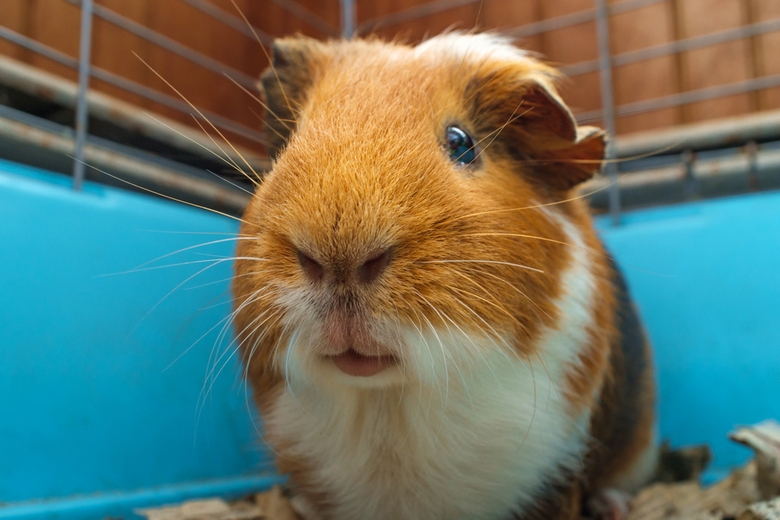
0,160 -> 280,519
598,194 -> 780,481
1,158 -> 779,518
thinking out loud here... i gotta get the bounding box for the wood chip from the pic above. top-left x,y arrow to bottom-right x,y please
136,486 -> 301,520
138,421 -> 780,520
136,498 -> 264,520
627,461 -> 762,520
253,486 -> 301,520
738,497 -> 780,520
730,420 -> 780,500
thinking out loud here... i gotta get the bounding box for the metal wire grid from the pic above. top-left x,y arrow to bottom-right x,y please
0,0 -> 340,187
362,0 -> 780,122
0,0 -> 776,223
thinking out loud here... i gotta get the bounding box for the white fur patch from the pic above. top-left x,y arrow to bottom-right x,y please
415,32 -> 532,65
265,220 -> 600,520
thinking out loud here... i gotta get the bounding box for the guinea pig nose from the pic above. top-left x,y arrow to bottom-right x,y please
297,250 -> 324,282
358,249 -> 392,284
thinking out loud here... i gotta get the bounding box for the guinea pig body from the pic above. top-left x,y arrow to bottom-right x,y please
233,33 -> 656,520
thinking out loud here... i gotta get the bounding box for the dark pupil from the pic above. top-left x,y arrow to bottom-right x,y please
446,126 -> 476,165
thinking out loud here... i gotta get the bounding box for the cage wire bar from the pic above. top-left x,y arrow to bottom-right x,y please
65,0 -> 261,91
594,0 -> 621,225
0,0 -> 777,209
0,24 -> 269,145
357,0 -> 780,223
357,0 -> 480,33
560,15 -> 780,77
341,0 -> 357,38
360,0 -> 780,125
72,0 -> 93,191
177,0 -> 274,45
0,0 -> 337,190
270,0 -> 339,37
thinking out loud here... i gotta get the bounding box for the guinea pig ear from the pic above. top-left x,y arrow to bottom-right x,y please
473,72 -> 606,191
259,37 -> 327,158
530,122 -> 608,192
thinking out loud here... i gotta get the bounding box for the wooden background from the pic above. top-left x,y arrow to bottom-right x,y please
0,0 -> 777,157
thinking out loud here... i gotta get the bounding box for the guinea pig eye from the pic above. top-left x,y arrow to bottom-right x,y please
445,126 -> 477,166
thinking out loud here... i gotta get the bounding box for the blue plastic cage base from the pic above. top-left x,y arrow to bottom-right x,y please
3,156 -> 780,517
0,474 -> 284,520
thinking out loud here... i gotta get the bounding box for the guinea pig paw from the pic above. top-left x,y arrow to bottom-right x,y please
586,488 -> 633,520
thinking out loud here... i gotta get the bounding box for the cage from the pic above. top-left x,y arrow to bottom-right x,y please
1,1 -> 779,519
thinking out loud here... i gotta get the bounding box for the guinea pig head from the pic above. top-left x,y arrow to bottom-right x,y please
233,34 -> 606,394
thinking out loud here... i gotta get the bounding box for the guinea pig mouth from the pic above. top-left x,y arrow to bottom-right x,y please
328,349 -> 398,377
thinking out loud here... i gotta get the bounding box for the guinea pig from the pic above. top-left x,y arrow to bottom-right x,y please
232,33 -> 657,520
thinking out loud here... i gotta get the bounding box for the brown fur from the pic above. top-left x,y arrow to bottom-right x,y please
232,35 -> 655,519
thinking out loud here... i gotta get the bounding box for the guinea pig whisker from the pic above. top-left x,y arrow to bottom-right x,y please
534,347 -> 562,406
198,289 -> 273,425
205,307 -> 276,408
242,310 -> 282,383
241,311 -> 278,382
471,105 -> 535,164
389,301 -> 409,407
465,232 -> 670,277
453,182 -> 616,222
134,51 -> 264,187
466,232 -> 586,253
170,286 -> 240,360
506,351 -> 538,456
396,301 -> 458,453
206,167 -> 254,195
247,107 -> 287,145
418,297 -> 475,413
261,315 -> 289,375
442,310 -> 542,455
69,156 -> 253,225
165,310 -> 235,372
447,283 -> 519,330
517,140 -> 685,166
401,298 -> 445,419
130,259 -> 239,338
468,268 -> 552,323
126,236 -> 257,272
223,73 -> 291,133
414,296 -> 451,412
266,317 -> 292,374
447,270 -> 521,325
203,328 -> 243,400
420,259 -> 543,274
184,270 -> 265,291
284,328 -> 314,418
190,116 -> 257,182
241,316 -> 285,459
142,112 -> 258,190
137,230 -> 244,236
168,286 -> 272,375
183,286 -> 272,350
102,257 -> 267,278
445,105 -> 533,166
437,294 -> 502,383
229,0 -> 299,127
205,288 -> 270,394
444,292 -> 519,380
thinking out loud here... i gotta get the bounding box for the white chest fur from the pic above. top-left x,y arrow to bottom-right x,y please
268,223 -> 597,520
